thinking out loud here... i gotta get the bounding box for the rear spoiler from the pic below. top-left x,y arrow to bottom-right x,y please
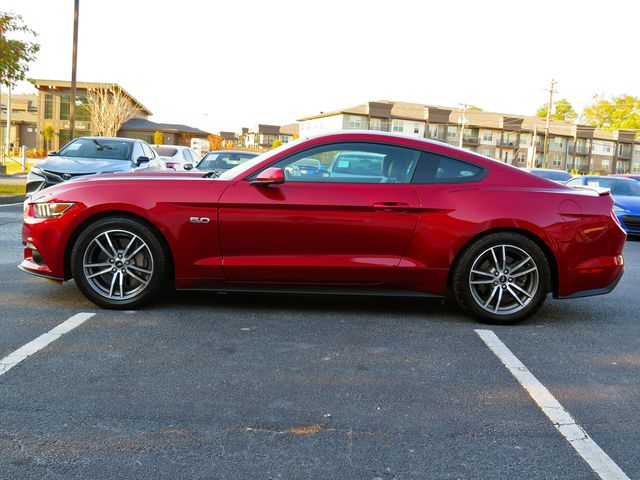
567,185 -> 611,196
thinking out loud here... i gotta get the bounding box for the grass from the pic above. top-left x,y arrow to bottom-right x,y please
3,161 -> 35,175
0,183 -> 26,196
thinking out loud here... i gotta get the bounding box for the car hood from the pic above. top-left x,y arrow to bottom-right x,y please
37,155 -> 132,174
613,195 -> 640,212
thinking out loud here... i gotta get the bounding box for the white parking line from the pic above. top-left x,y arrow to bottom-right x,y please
475,329 -> 629,480
0,312 -> 95,377
0,202 -> 23,207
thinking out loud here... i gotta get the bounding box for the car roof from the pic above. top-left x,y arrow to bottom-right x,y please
75,136 -> 137,143
205,150 -> 259,155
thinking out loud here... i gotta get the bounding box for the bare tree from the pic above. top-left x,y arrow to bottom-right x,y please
85,84 -> 139,137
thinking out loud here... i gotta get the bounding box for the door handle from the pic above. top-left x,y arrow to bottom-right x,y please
372,202 -> 411,212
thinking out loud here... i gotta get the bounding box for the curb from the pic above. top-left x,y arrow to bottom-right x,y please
0,195 -> 24,205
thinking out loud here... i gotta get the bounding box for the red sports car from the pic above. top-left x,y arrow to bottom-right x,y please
20,131 -> 626,323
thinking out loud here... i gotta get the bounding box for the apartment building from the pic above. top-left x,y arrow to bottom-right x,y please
299,100 -> 640,174
243,123 -> 299,151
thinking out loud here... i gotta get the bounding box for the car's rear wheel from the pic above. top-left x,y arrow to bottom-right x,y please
71,217 -> 168,309
452,232 -> 551,324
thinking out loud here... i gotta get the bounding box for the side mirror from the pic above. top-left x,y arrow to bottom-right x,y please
251,167 -> 285,186
184,163 -> 193,170
48,151 -> 59,157
134,156 -> 150,167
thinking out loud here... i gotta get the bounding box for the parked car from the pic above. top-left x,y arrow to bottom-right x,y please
195,150 -> 259,172
20,131 -> 626,324
565,175 -> 640,235
27,137 -> 164,195
521,168 -> 572,184
152,145 -> 200,171
610,174 -> 640,183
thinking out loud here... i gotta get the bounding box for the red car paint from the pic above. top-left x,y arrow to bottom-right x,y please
21,131 -> 625,299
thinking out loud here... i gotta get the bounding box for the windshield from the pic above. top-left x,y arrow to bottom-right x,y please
531,170 -> 571,181
586,178 -> 640,196
153,146 -> 178,157
197,151 -> 258,171
58,138 -> 133,161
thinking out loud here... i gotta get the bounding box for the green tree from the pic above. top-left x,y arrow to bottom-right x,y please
0,11 -> 39,87
43,123 -> 54,150
271,139 -> 283,149
153,130 -> 164,145
582,94 -> 640,131
535,98 -> 577,122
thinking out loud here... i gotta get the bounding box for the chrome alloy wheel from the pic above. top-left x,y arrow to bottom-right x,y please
82,229 -> 154,301
468,244 -> 539,315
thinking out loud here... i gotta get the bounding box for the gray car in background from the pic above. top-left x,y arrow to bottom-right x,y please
27,136 -> 164,195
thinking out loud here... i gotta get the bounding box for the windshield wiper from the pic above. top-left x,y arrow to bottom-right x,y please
91,139 -> 104,150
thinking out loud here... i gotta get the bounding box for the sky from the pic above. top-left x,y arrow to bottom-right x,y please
3,0 -> 639,133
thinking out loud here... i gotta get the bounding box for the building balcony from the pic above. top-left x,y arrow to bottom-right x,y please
500,140 -> 517,148
462,136 -> 480,146
617,149 -> 632,159
569,145 -> 590,154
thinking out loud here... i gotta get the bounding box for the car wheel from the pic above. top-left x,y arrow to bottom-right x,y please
452,232 -> 551,324
71,217 -> 168,309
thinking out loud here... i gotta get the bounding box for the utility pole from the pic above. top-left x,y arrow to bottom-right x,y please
542,79 -> 557,169
530,124 -> 538,168
5,85 -> 11,156
458,103 -> 470,149
69,0 -> 80,141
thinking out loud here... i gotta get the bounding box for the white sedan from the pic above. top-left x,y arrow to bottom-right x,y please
152,145 -> 201,171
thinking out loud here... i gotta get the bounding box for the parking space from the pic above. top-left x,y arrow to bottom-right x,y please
1,203 -> 638,479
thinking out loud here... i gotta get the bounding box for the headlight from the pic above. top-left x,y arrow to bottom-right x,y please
612,205 -> 628,213
29,166 -> 45,177
31,202 -> 75,218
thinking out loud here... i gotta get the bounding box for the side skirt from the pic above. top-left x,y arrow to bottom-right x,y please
177,284 -> 442,298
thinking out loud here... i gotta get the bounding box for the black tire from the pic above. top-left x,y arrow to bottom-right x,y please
452,232 -> 551,324
71,216 -> 168,309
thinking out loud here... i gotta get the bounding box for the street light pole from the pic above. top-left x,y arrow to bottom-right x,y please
69,0 -> 80,141
542,79 -> 557,169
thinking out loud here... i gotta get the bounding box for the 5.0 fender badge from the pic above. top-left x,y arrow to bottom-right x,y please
190,217 -> 210,224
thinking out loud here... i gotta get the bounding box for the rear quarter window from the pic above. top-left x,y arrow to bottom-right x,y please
412,152 -> 484,183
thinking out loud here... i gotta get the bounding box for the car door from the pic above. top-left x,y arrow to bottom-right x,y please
218,142 -> 421,284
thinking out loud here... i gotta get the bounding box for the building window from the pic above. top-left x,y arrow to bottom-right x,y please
392,120 -> 404,132
447,126 -> 458,139
553,155 -> 562,167
44,93 -> 54,119
554,137 -> 564,149
344,115 -> 363,129
428,124 -> 444,140
413,123 -> 421,135
601,159 -> 610,171
482,131 -> 493,142
369,118 -> 389,132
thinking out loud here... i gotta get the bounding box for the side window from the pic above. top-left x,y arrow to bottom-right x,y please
182,150 -> 192,163
189,149 -> 200,162
412,152 -> 484,184
132,142 -> 144,160
266,142 -> 420,184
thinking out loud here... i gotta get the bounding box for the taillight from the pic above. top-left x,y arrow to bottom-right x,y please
611,209 -> 621,226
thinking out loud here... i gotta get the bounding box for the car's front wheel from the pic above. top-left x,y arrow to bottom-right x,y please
71,217 -> 168,309
452,232 -> 551,324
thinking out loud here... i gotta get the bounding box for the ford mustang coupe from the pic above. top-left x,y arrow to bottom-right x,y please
20,131 -> 626,323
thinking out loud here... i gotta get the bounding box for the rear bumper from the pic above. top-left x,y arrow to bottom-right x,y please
556,266 -> 623,299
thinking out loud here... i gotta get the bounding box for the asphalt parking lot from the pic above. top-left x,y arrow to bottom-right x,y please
1,202 -> 639,480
